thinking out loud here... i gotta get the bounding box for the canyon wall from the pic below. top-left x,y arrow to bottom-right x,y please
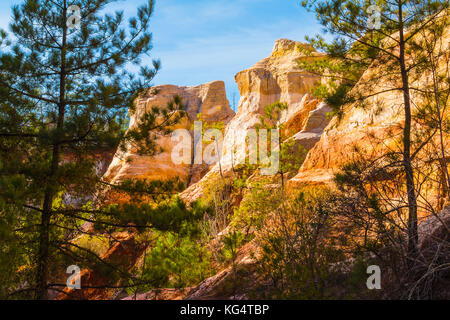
102,31 -> 449,206
291,25 -> 450,188
102,39 -> 333,202
181,39 -> 332,202
220,39 -> 329,170
103,81 -> 235,187
95,30 -> 449,300
183,28 -> 450,299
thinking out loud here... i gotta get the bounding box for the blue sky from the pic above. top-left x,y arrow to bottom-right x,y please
0,0 -> 322,110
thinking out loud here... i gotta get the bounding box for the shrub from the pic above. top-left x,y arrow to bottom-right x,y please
138,232 -> 214,290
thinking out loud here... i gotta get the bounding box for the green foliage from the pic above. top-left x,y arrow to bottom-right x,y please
253,189 -> 347,299
300,0 -> 450,281
300,0 -> 450,119
137,231 -> 214,291
221,231 -> 244,264
0,0 -> 187,299
232,164 -> 258,189
88,196 -> 211,235
119,197 -> 215,295
0,201 -> 32,299
124,95 -> 186,156
73,234 -> 110,257
280,137 -> 307,177
111,177 -> 186,203
232,180 -> 279,235
257,101 -> 288,130
202,174 -> 235,240
195,112 -> 226,177
257,101 -> 307,187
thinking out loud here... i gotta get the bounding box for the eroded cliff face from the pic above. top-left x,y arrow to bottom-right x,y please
181,39 -> 332,202
222,39 -> 329,169
103,81 -> 235,187
290,25 -> 450,187
89,30 -> 449,300
181,29 -> 450,299
93,40 -> 334,300
102,39 -> 333,202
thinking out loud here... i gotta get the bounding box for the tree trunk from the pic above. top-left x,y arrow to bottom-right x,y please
216,139 -> 223,179
430,52 -> 450,201
398,3 -> 418,262
36,191 -> 52,299
36,1 -> 68,299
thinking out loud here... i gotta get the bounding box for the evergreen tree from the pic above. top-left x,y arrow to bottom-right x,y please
300,0 -> 449,262
0,0 -> 186,299
257,101 -> 307,189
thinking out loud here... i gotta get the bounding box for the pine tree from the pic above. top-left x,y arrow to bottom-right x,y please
300,0 -> 449,262
257,101 -> 307,189
0,0 -> 186,299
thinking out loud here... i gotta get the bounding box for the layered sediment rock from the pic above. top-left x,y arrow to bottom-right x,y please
290,25 -> 450,187
181,39 -> 331,202
103,81 -> 235,187
185,29 -> 450,298
220,39 -> 328,169
103,39 -> 332,203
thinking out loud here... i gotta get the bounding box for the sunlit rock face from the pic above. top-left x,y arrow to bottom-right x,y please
221,39 -> 328,168
181,39 -> 332,203
290,25 -> 450,188
289,58 -> 415,185
103,81 -> 235,187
